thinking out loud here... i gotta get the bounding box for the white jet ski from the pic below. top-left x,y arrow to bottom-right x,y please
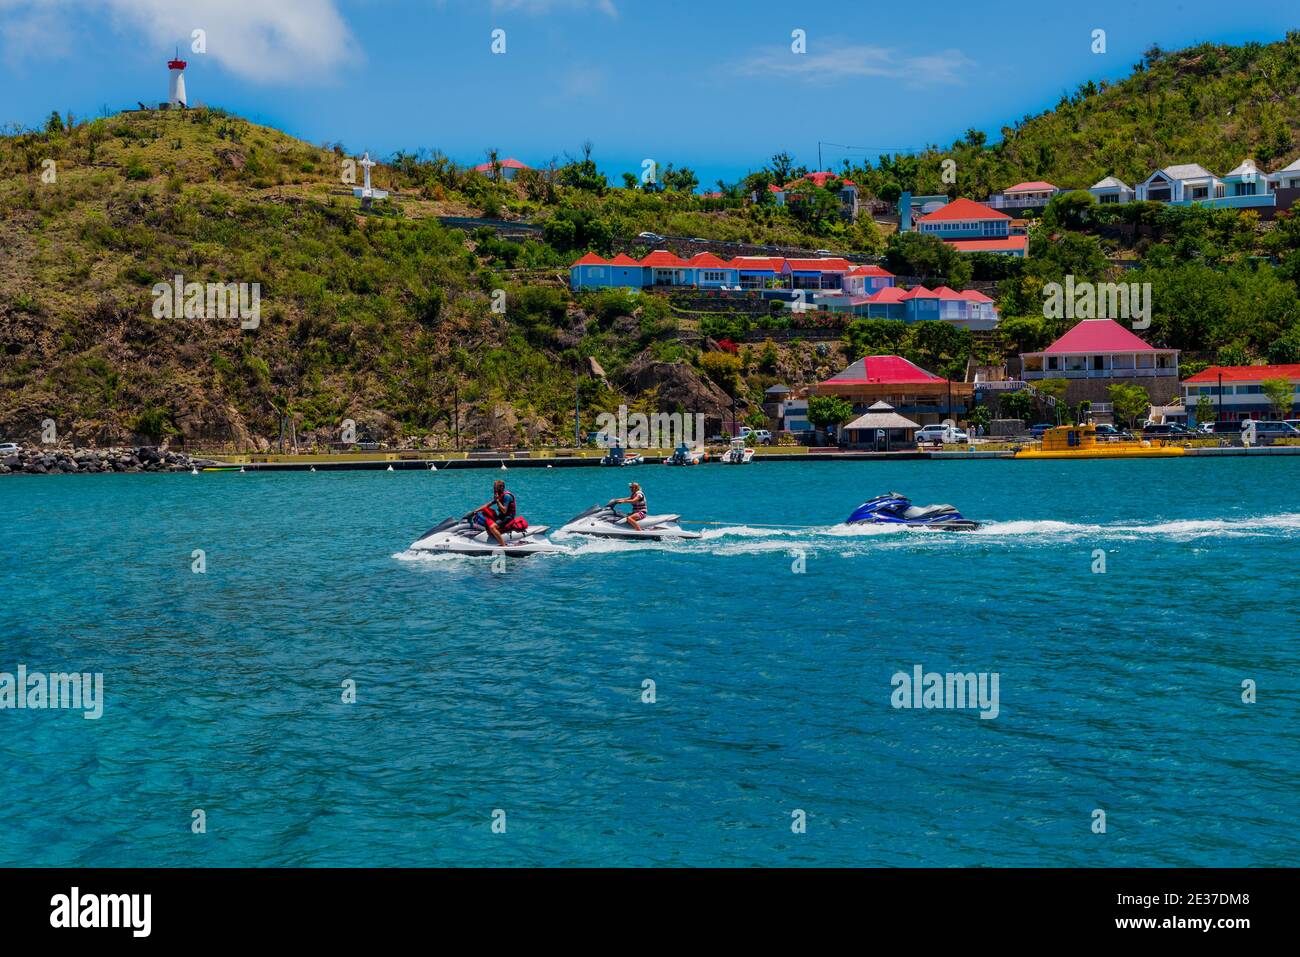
557,504 -> 701,541
409,516 -> 562,556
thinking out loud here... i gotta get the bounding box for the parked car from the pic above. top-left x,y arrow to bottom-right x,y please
1028,423 -> 1055,438
1205,419 -> 1300,438
814,249 -> 835,256
1196,422 -> 1215,434
689,237 -> 709,244
1286,419 -> 1300,431
0,442 -> 20,455
739,427 -> 772,445
637,231 -> 664,243
1211,420 -> 1247,434
1252,420 -> 1300,438
1092,424 -> 1132,440
915,424 -> 969,444
1142,422 -> 1194,435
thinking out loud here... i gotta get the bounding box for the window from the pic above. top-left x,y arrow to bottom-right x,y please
701,271 -> 725,283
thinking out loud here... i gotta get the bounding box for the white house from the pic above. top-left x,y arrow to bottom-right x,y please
1267,158 -> 1300,191
1136,164 -> 1221,203
1088,176 -> 1135,204
1220,159 -> 1269,201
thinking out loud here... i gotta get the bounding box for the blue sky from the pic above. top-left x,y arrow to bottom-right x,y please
0,0 -> 1296,186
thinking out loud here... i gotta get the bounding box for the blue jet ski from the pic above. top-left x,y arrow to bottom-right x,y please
845,492 -> 980,531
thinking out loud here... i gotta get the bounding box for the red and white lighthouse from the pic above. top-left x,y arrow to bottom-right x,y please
168,57 -> 188,108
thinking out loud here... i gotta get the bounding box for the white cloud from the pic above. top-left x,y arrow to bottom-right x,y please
0,0 -> 359,83
735,43 -> 974,88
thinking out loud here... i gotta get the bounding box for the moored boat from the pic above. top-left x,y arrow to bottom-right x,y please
1014,423 -> 1186,459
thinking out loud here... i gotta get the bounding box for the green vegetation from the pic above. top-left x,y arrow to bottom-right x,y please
9,35 -> 1300,447
840,35 -> 1300,201
807,395 -> 855,430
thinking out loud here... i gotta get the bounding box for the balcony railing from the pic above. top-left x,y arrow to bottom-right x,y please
1024,368 -> 1177,379
984,193 -> 1059,209
1167,194 -> 1276,209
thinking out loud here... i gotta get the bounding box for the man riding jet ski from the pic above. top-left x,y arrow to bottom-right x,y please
408,516 -> 561,556
559,484 -> 701,540
409,479 -> 561,555
845,492 -> 980,531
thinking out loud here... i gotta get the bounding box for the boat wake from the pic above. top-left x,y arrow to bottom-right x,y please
395,513 -> 1300,564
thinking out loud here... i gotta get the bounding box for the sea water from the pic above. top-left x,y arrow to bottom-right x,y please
0,458 -> 1296,866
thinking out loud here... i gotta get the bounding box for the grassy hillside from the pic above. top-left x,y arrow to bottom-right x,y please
0,111 -> 683,448
846,34 -> 1300,200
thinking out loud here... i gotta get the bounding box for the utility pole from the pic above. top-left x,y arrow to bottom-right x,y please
1217,372 -> 1223,422
575,374 -> 581,447
453,385 -> 460,451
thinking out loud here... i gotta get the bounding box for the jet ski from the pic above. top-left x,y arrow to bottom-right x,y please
845,492 -> 980,531
557,504 -> 702,541
408,516 -> 562,556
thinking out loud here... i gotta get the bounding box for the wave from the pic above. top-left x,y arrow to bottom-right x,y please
395,513 -> 1300,564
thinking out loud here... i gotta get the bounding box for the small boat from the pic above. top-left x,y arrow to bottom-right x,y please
600,446 -> 643,466
1014,423 -> 1186,459
408,517 -> 562,557
557,505 -> 701,541
720,440 -> 755,464
846,493 -> 980,531
663,443 -> 705,466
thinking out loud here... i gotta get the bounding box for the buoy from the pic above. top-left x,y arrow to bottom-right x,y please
310,466 -> 317,472
500,462 -> 507,470
386,465 -> 394,471
239,466 -> 245,473
190,467 -> 198,475
546,464 -> 553,469
429,464 -> 437,471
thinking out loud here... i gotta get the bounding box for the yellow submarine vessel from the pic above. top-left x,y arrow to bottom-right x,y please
1014,422 -> 1186,459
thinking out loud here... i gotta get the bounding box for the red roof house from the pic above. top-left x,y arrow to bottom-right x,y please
917,198 -> 1010,223
1183,364 -> 1300,383
821,355 -> 946,385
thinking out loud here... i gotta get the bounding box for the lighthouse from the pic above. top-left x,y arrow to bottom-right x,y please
168,56 -> 188,108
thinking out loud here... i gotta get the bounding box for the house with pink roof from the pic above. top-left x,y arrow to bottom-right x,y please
985,180 -> 1061,210
1020,318 -> 1180,405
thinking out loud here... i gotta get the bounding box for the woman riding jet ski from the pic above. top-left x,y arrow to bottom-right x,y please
845,492 -> 980,531
559,484 -> 701,541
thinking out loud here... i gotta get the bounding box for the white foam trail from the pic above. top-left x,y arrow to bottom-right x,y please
396,513 -> 1300,563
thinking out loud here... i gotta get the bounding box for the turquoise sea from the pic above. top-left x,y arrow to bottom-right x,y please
1,458 -> 1296,867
